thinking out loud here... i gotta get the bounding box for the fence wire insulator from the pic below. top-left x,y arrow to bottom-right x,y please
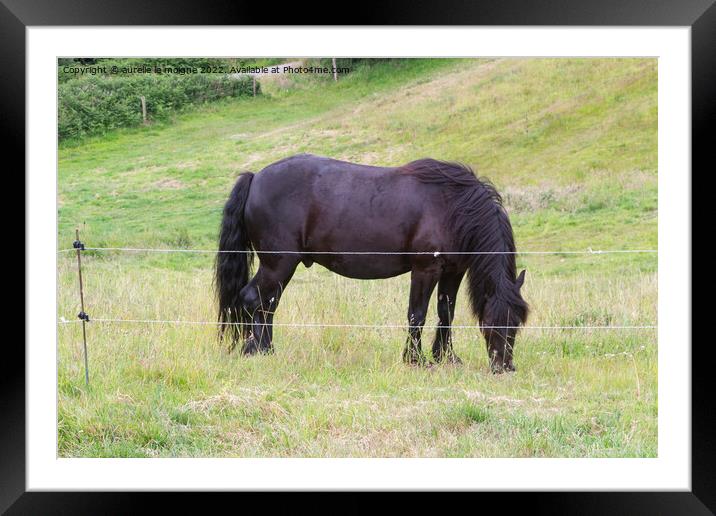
73,240 -> 85,251
77,311 -> 90,322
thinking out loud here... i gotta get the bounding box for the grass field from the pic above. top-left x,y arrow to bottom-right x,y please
57,58 -> 658,457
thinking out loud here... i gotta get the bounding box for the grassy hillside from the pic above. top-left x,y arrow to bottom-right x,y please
57,58 -> 658,458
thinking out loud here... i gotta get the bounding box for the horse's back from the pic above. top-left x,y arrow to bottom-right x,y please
255,153 -> 396,186
247,154 -> 404,216
244,154 -> 452,278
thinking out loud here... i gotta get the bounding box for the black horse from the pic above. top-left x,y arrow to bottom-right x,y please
215,154 -> 528,373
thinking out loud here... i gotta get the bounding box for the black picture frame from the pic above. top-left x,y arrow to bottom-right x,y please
6,0 -> 711,513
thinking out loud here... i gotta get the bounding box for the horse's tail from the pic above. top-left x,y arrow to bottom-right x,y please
215,172 -> 255,348
402,159 -> 528,326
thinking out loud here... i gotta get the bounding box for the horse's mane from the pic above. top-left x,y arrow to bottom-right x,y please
399,158 -> 528,325
400,158 -> 505,203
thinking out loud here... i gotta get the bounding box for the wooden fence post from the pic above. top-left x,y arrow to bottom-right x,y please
140,95 -> 147,124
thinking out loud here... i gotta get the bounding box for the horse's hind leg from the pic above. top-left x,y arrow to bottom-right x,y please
402,268 -> 439,366
432,272 -> 464,364
240,257 -> 298,355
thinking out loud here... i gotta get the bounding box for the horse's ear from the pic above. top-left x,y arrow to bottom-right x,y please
515,269 -> 526,289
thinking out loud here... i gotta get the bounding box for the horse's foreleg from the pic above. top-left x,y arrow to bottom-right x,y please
402,269 -> 439,366
249,289 -> 278,355
432,272 -> 464,364
240,258 -> 297,355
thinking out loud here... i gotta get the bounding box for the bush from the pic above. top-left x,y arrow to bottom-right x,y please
58,73 -> 258,140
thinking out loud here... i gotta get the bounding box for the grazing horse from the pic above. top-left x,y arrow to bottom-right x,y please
215,154 -> 528,373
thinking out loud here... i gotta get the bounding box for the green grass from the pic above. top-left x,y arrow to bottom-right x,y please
58,58 -> 657,457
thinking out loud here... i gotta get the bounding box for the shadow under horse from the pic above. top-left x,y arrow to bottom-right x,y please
215,154 -> 529,373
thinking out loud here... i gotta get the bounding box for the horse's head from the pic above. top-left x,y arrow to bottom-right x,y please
480,269 -> 528,373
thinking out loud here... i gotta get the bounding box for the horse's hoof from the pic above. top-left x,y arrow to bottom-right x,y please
432,350 -> 462,365
240,337 -> 260,356
447,355 -> 463,366
490,363 -> 516,374
403,352 -> 429,367
405,358 -> 426,367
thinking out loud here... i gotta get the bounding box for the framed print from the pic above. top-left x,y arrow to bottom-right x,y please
6,0 -> 713,512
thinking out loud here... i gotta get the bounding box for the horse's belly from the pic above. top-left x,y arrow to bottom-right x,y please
313,256 -> 411,280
